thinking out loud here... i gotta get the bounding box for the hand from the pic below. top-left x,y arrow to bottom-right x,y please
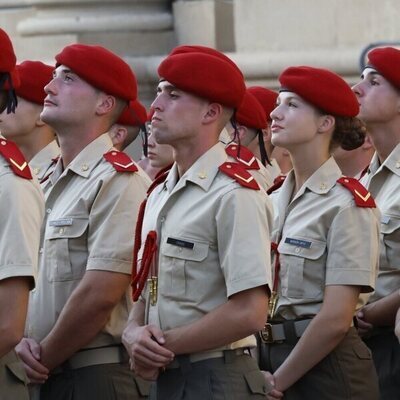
129,358 -> 160,381
356,309 -> 374,336
122,323 -> 174,369
262,371 -> 284,399
15,338 -> 49,384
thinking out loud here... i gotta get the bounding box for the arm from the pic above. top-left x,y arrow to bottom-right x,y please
0,277 -> 30,358
273,285 -> 360,392
39,270 -> 130,370
395,305 -> 400,342
357,289 -> 400,328
164,286 -> 268,354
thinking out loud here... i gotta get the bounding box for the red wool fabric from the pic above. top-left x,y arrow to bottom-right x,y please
367,47 -> 400,89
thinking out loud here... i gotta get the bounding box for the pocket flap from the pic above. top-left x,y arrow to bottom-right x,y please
244,370 -> 269,395
161,238 -> 209,261
46,217 -> 89,239
5,360 -> 28,384
279,237 -> 326,260
353,341 -> 372,360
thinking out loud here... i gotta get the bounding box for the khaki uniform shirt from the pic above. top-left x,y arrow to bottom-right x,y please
26,133 -> 150,348
142,142 -> 273,350
361,144 -> 400,302
29,140 -> 60,182
271,158 -> 380,320
0,140 -> 44,283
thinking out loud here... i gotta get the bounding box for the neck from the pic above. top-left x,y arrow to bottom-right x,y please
367,121 -> 400,162
290,145 -> 330,194
173,135 -> 218,178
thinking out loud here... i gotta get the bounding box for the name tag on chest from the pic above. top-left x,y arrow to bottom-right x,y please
167,237 -> 194,249
284,237 -> 312,249
49,218 -> 73,227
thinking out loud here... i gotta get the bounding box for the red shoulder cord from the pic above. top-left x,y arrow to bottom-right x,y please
271,241 -> 280,293
130,168 -> 171,301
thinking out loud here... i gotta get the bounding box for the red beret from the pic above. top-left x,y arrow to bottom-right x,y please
158,45 -> 245,109
0,28 -> 20,89
55,44 -> 137,101
367,47 -> 400,89
236,91 -> 268,129
279,66 -> 359,117
247,86 -> 278,122
15,61 -> 53,105
117,100 -> 147,126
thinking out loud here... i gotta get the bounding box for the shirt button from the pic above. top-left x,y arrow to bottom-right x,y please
59,228 -> 65,234
81,163 -> 89,171
46,208 -> 52,213
39,248 -> 43,254
178,248 -> 183,253
160,216 -> 166,222
295,247 -> 301,253
396,161 -> 400,169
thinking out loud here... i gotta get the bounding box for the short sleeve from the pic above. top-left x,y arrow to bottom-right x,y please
326,203 -> 380,293
216,187 -> 273,297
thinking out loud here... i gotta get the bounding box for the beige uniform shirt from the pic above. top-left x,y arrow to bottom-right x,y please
29,140 -> 60,182
142,142 -> 273,350
271,158 -> 380,320
26,133 -> 150,348
361,144 -> 400,302
0,141 -> 44,284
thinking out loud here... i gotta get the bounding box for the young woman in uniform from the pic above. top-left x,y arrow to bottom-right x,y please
260,66 -> 380,400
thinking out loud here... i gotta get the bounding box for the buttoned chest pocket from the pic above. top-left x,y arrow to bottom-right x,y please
381,214 -> 400,269
278,238 -> 326,299
45,218 -> 89,282
160,239 -> 209,300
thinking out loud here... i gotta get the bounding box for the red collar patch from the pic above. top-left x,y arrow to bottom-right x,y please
337,177 -> 376,208
0,138 -> 32,179
225,144 -> 259,170
267,175 -> 286,195
219,162 -> 260,190
104,150 -> 138,173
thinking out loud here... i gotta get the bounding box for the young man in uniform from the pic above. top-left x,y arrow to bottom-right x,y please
0,29 -> 44,400
15,44 -> 151,400
123,46 -> 273,399
352,46 -> 400,399
0,60 -> 59,183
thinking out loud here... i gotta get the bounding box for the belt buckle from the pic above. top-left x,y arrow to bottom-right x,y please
260,323 -> 274,343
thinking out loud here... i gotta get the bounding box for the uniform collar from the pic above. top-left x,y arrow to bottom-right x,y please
369,143 -> 400,177
29,140 -> 60,176
164,142 -> 226,193
51,133 -> 113,183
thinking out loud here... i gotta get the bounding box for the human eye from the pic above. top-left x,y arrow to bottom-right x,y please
64,74 -> 73,82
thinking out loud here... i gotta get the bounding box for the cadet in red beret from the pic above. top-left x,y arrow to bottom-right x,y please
0,60 -> 60,182
260,66 -> 380,400
15,44 -> 151,400
352,46 -> 400,400
123,45 -> 273,399
109,99 -> 147,152
0,30 -> 45,400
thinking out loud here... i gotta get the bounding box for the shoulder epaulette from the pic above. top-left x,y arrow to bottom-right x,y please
219,162 -> 260,190
225,144 -> 259,170
103,150 -> 138,173
267,175 -> 286,195
0,138 -> 32,179
337,177 -> 376,208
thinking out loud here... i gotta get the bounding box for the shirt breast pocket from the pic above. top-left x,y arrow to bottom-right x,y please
279,238 -> 326,299
45,218 -> 89,282
160,238 -> 209,300
381,214 -> 400,269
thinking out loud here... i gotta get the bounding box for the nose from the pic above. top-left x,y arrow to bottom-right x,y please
44,77 -> 57,96
147,133 -> 156,147
270,104 -> 282,121
151,93 -> 163,112
352,81 -> 363,97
